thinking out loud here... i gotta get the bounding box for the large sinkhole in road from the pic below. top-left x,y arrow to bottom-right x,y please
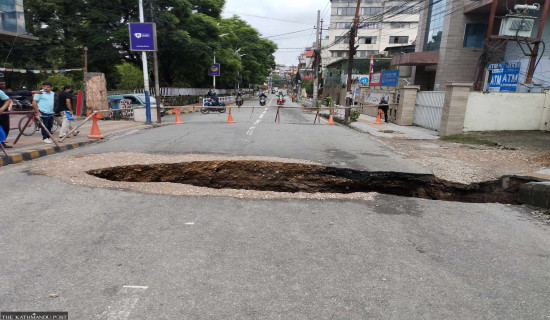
87,160 -> 531,204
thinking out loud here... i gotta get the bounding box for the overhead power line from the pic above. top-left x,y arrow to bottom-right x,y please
224,10 -> 314,25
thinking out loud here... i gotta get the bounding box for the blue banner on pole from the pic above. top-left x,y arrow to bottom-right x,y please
381,70 -> 400,87
209,63 -> 221,76
129,23 -> 157,51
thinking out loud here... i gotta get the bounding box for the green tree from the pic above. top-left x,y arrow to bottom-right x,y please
0,0 -> 276,90
43,74 -> 74,92
115,62 -> 144,90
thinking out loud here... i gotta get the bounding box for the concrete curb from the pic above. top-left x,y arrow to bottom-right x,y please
0,141 -> 98,167
519,182 -> 550,209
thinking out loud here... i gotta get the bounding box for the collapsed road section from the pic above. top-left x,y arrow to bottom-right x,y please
87,160 -> 535,204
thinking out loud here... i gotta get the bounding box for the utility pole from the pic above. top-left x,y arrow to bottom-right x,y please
83,47 -> 88,73
138,0 -> 152,123
345,0 -> 361,122
312,10 -> 320,106
149,0 -> 161,123
213,52 -> 216,90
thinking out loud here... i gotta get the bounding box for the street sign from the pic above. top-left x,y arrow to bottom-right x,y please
360,77 -> 369,85
209,63 -> 221,76
488,62 -> 520,92
381,70 -> 400,87
370,72 -> 382,86
129,23 -> 157,51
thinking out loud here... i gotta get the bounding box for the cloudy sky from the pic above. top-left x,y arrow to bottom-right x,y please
222,0 -> 331,66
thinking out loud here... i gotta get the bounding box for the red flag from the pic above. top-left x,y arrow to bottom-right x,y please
369,54 -> 374,75
369,54 -> 374,87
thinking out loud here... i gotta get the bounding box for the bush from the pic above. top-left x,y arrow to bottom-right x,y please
350,109 -> 360,122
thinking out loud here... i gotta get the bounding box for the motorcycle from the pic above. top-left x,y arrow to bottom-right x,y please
236,96 -> 244,107
277,96 -> 285,106
200,99 -> 226,114
10,95 -> 33,111
259,96 -> 266,106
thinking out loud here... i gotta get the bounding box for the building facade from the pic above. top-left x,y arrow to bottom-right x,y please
395,0 -> 550,91
324,0 -> 421,68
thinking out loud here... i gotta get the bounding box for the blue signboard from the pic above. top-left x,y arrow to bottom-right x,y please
129,23 -> 157,51
360,77 -> 369,84
381,70 -> 400,87
209,63 -> 221,76
488,62 -> 520,92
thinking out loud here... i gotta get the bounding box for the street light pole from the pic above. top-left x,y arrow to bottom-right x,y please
213,52 -> 216,90
138,0 -> 151,123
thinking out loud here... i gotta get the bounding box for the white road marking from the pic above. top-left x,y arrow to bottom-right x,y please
99,286 -> 148,320
246,99 -> 271,136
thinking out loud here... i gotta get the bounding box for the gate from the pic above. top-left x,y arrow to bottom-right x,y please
413,91 -> 445,131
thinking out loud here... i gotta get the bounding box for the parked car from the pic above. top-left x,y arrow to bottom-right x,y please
108,94 -> 166,117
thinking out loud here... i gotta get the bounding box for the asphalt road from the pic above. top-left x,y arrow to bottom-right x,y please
1,94 -> 549,319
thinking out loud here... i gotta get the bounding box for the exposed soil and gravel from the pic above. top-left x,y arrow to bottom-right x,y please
380,138 -> 550,184
30,153 -> 378,201
87,160 -> 531,204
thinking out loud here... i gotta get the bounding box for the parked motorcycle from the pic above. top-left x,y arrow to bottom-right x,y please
10,95 -> 33,111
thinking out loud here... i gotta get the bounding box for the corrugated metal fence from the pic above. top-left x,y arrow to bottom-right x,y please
413,91 -> 445,131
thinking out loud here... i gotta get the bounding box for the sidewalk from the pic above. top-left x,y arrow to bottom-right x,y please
1,117 -> 154,166
320,109 -> 439,140
351,114 -> 439,140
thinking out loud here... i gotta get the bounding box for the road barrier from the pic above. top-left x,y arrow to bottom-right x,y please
226,108 -> 235,124
174,109 -> 184,124
374,109 -> 383,125
88,113 -> 104,139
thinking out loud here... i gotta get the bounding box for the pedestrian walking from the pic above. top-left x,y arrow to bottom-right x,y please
0,77 -> 41,148
32,82 -> 56,144
0,89 -> 12,148
57,84 -> 79,139
378,95 -> 390,123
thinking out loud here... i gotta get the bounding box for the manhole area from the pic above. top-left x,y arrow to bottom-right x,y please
86,160 -> 533,204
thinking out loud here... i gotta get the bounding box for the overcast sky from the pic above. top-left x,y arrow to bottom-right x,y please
222,0 -> 331,66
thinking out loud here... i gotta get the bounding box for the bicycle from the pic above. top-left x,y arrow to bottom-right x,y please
18,113 -> 58,136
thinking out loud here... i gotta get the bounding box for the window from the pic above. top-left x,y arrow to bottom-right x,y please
337,7 -> 356,15
359,22 -> 379,29
335,36 -> 350,44
424,0 -> 447,51
332,51 -> 348,58
356,50 -> 377,57
463,23 -> 487,48
389,36 -> 409,44
390,22 -> 410,29
392,6 -> 416,14
336,22 -> 352,29
361,7 -> 383,15
358,36 -> 377,44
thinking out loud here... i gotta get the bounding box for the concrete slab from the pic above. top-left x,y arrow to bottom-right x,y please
519,182 -> 550,209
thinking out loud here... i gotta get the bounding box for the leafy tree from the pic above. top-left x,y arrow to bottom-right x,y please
0,0 -> 276,90
43,74 -> 74,92
115,62 -> 144,89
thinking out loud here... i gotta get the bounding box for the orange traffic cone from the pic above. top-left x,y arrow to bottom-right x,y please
88,113 -> 104,139
174,109 -> 184,124
226,107 -> 235,123
327,109 -> 335,125
374,109 -> 383,124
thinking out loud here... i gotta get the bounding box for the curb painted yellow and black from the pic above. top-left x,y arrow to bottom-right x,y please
0,141 -> 96,167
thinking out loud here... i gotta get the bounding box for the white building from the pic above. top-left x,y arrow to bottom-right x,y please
323,0 -> 420,68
